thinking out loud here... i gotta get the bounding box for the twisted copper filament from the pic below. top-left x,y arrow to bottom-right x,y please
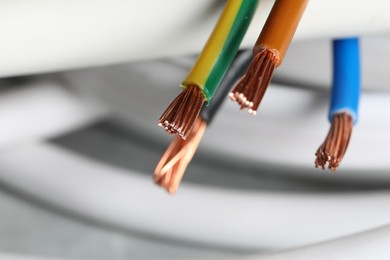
315,112 -> 353,171
155,117 -> 206,194
158,85 -> 205,139
229,49 -> 277,115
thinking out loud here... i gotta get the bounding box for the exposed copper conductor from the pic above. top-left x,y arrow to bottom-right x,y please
315,113 -> 353,171
229,49 -> 277,115
154,117 -> 207,194
158,85 -> 205,139
229,0 -> 307,115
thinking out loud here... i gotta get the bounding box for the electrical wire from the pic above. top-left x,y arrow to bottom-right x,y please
158,0 -> 258,139
315,38 -> 360,171
154,117 -> 206,194
230,0 -> 308,115
155,51 -> 253,194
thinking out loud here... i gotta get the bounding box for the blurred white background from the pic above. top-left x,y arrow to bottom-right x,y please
0,1 -> 390,259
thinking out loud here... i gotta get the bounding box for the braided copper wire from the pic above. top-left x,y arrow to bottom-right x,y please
229,49 -> 277,115
315,112 -> 353,171
154,117 -> 206,194
158,85 -> 205,139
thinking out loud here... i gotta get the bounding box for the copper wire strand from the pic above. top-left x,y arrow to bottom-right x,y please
229,49 -> 277,115
229,0 -> 307,114
158,85 -> 205,139
315,112 -> 353,171
154,117 -> 207,194
154,138 -> 186,193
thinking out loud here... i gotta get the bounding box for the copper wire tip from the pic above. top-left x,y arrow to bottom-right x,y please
229,49 -> 277,114
154,117 -> 206,194
315,113 -> 353,171
158,85 -> 205,139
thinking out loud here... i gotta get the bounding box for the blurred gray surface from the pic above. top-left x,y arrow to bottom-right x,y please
0,186 -> 235,259
53,120 -> 390,192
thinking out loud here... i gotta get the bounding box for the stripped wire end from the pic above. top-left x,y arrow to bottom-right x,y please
229,49 -> 278,115
154,117 -> 207,194
158,84 -> 206,139
315,112 -> 353,171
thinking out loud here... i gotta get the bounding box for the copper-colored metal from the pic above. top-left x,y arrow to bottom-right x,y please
158,85 -> 205,139
315,113 -> 353,171
230,0 -> 307,114
229,49 -> 277,115
154,117 -> 207,194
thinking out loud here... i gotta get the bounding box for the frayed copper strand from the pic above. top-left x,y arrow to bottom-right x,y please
158,85 -> 205,139
315,112 -> 353,171
229,49 -> 277,115
154,117 -> 206,194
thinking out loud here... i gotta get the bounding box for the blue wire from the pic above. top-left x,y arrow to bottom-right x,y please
329,38 -> 361,124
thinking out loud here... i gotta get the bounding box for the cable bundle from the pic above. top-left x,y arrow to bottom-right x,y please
155,1 -> 364,193
315,38 -> 360,171
156,0 -> 309,193
158,0 -> 258,139
230,0 -> 308,115
155,51 -> 253,194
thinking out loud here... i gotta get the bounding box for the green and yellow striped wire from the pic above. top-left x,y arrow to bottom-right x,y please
181,0 -> 259,101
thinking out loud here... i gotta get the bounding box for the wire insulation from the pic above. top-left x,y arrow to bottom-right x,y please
230,0 -> 307,114
329,38 -> 360,123
159,0 -> 258,138
200,50 -> 253,124
182,0 -> 259,101
254,0 -> 308,66
156,51 -> 253,193
315,38 -> 360,171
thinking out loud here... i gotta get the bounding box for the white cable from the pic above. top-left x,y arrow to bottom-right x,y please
62,59 -> 390,176
0,0 -> 390,77
0,79 -> 107,149
0,142 -> 389,250
245,224 -> 390,260
0,253 -> 85,260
